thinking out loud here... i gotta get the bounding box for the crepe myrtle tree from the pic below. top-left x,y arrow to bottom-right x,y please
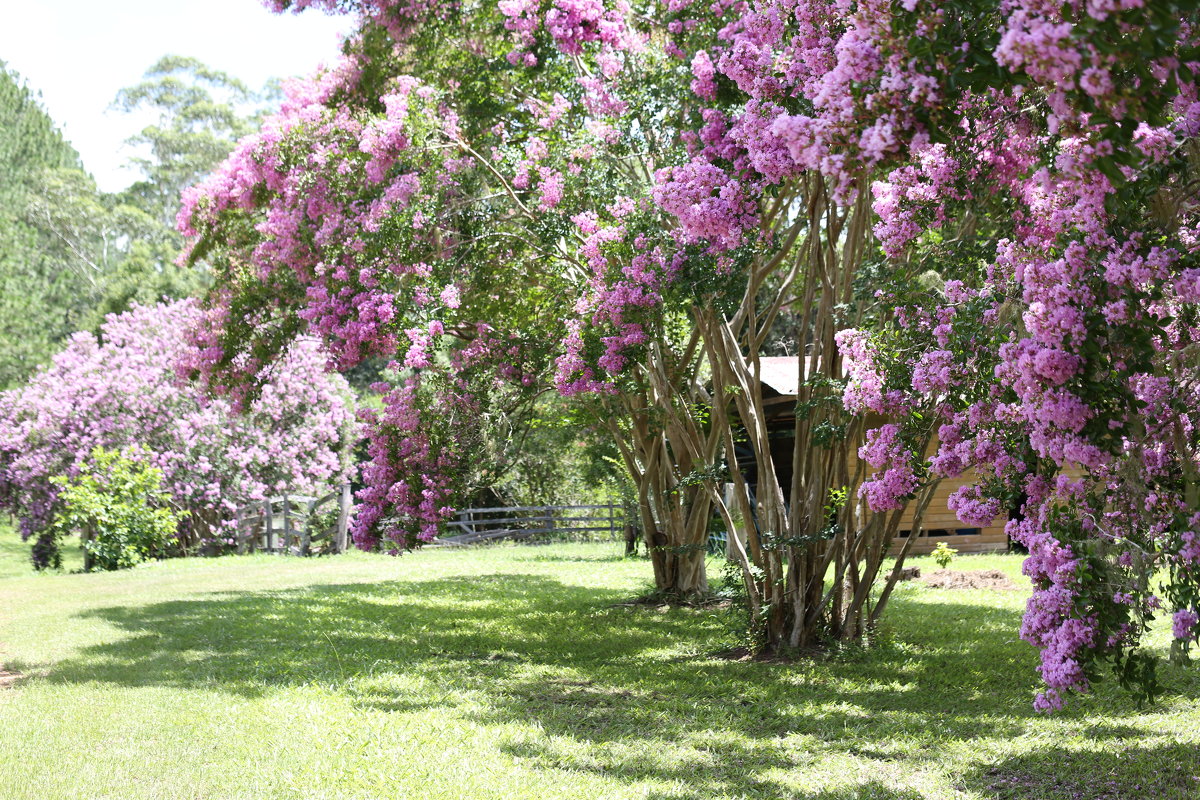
647,0 -> 1200,709
0,300 -> 358,567
548,0 -> 995,651
855,1 -> 1200,711
181,0 -> 1200,710
625,0 -> 1200,708
189,0 -> 959,624
179,0 -> 725,593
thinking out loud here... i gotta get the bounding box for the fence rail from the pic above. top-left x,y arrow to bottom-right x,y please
435,503 -> 627,547
233,484 -> 352,555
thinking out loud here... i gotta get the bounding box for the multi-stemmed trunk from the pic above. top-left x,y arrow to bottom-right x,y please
692,178 -> 939,651
605,340 -> 717,600
592,164 -> 942,630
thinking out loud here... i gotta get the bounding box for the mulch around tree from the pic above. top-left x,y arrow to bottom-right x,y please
920,569 -> 1021,591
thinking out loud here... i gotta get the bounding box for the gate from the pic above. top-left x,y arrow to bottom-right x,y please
233,484 -> 353,555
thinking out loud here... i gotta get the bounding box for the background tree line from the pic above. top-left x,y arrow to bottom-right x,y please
0,56 -> 262,389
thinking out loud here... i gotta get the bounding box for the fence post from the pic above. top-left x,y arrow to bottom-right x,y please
281,495 -> 291,556
336,483 -> 351,553
302,498 -> 316,556
235,506 -> 245,554
265,500 -> 274,553
247,507 -> 258,554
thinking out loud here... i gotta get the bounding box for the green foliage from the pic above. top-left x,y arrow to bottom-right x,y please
113,56 -> 262,225
92,55 -> 264,319
87,238 -> 209,326
0,61 -> 81,195
468,393 -> 623,508
0,57 -> 264,390
46,447 -> 180,572
716,554 -> 765,652
0,64 -> 96,388
932,541 -> 958,570
671,460 -> 728,492
0,57 -> 251,388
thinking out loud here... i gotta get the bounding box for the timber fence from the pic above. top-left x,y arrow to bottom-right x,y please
233,484 -> 353,555
433,503 -> 628,547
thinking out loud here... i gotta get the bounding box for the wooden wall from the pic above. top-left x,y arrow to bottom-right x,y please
732,380 -> 1011,557
887,470 -> 1009,555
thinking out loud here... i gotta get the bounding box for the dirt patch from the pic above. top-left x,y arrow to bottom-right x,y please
921,569 -> 1020,591
0,667 -> 21,690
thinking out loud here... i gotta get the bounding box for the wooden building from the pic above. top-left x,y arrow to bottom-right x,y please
732,357 -> 1008,555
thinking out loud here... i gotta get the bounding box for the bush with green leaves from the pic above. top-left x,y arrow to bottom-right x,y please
47,447 -> 180,571
932,542 -> 958,571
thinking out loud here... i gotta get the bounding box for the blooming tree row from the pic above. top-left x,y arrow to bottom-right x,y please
179,0 -> 722,587
178,0 -> 1200,708
0,300 -> 358,565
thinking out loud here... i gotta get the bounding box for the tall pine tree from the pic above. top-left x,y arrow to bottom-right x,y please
0,63 -> 98,388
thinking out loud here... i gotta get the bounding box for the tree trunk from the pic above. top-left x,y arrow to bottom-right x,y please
605,342 -> 716,601
693,180 -> 939,652
646,539 -> 709,597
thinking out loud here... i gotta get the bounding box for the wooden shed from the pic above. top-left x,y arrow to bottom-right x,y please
732,357 -> 1009,555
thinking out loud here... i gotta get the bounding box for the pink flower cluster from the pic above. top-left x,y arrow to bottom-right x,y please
177,67 -> 447,377
796,0 -> 1200,709
354,376 -> 458,549
857,424 -> 919,512
0,301 -> 357,552
653,161 -> 757,252
497,0 -> 640,67
872,144 -> 960,257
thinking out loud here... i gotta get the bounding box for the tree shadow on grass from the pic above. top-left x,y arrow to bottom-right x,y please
32,571 -> 1170,798
961,743 -> 1200,800
643,780 -> 927,800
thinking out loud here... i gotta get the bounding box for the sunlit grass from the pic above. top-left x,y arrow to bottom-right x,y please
0,522 -> 1197,799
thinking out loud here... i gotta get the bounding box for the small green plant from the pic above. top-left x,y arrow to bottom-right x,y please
932,541 -> 958,570
47,446 -> 180,571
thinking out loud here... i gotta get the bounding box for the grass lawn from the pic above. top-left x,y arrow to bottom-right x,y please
1,523 -> 1198,800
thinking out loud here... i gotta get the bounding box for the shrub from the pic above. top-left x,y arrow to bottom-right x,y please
932,542 -> 957,571
48,447 -> 179,571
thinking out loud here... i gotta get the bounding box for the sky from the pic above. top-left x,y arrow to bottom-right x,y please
0,0 -> 354,193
